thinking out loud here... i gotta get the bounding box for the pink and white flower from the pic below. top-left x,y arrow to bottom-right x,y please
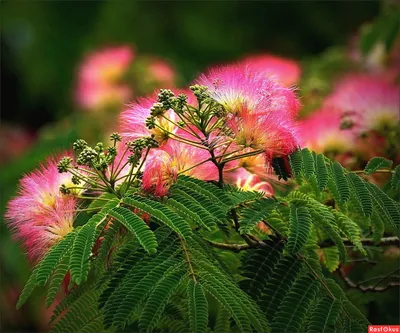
142,141 -> 218,196
197,65 -> 300,117
324,74 -> 400,135
5,154 -> 78,263
239,54 -> 301,86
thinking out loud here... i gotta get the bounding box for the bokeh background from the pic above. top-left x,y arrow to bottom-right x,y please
1,1 -> 399,332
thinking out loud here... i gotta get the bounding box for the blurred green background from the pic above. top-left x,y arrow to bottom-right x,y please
3,1 -> 398,332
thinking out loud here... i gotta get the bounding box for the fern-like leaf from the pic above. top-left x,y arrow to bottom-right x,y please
70,215 -> 101,285
302,148 -> 316,178
261,256 -> 302,321
238,198 -> 278,234
36,231 -> 76,286
367,182 -> 400,236
331,162 -> 350,203
271,275 -> 320,333
240,239 -> 283,301
391,165 -> 400,190
315,153 -> 329,190
139,266 -> 186,331
108,206 -> 158,254
320,247 -> 340,272
187,279 -> 209,333
122,195 -> 192,238
347,172 -> 372,217
46,261 -> 69,308
308,296 -> 341,333
16,269 -> 37,309
364,157 -> 393,175
287,204 -> 312,255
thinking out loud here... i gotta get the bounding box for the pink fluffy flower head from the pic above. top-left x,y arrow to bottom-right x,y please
298,107 -> 356,154
227,109 -> 300,160
324,74 -> 400,135
239,54 -> 301,86
142,141 -> 218,196
5,154 -> 77,263
197,65 -> 300,117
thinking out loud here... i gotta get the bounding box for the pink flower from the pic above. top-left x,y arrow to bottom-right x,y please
75,46 -> 134,110
133,56 -> 177,94
76,82 -> 132,110
142,141 -> 218,196
324,74 -> 400,135
298,107 -> 356,154
227,109 -> 300,160
79,46 -> 134,84
5,155 -> 77,263
227,168 -> 274,196
239,54 -> 301,86
119,93 -> 178,145
197,65 -> 300,117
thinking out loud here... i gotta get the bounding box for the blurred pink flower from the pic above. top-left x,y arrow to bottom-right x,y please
298,107 -> 355,154
197,65 -> 300,117
147,57 -> 176,87
76,82 -> 132,110
228,168 -> 274,196
79,46 -> 134,84
239,54 -> 301,86
0,123 -> 35,165
5,154 -> 77,263
76,46 -> 134,110
142,141 -> 218,196
324,74 -> 400,135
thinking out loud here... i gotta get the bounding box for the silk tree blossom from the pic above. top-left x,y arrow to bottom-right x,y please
324,74 -> 400,135
197,65 -> 300,117
142,141 -> 218,196
227,109 -> 300,160
5,155 -> 78,263
228,168 -> 274,196
298,107 -> 356,154
119,95 -> 179,145
239,54 -> 301,86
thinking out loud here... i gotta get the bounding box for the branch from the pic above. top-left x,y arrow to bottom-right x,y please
205,239 -> 252,252
339,266 -> 400,292
319,237 -> 399,248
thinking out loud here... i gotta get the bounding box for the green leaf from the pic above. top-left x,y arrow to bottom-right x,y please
261,256 -> 302,321
88,192 -> 119,211
139,267 -> 186,331
289,150 -> 303,179
287,204 -> 312,255
331,162 -> 350,203
108,206 -> 158,254
239,197 -> 278,234
391,165 -> 400,190
36,231 -> 76,286
187,280 -> 209,333
302,148 -> 316,179
46,261 -> 69,308
346,173 -> 372,217
315,154 -> 329,190
122,195 -> 192,238
70,215 -> 102,285
364,157 -> 393,175
16,269 -> 37,309
320,247 -> 340,272
308,297 -> 341,333
271,275 -> 320,333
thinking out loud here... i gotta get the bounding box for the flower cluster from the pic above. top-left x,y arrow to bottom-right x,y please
6,63 -> 302,259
